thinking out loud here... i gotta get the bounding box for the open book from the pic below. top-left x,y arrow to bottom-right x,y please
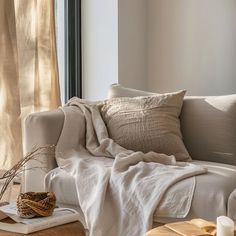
147,219 -> 217,236
0,202 -> 80,234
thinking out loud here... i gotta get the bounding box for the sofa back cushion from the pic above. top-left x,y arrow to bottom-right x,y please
108,84 -> 236,165
102,90 -> 190,161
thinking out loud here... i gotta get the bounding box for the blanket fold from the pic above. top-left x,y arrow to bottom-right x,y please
55,97 -> 207,236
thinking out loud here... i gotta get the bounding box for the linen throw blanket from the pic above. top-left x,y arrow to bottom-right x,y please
55,98 -> 207,236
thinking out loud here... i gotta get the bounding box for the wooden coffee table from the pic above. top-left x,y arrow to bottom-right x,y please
0,221 -> 86,236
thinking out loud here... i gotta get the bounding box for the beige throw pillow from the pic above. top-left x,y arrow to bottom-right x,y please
101,90 -> 191,161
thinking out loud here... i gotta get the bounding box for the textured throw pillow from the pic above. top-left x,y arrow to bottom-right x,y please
101,90 -> 191,161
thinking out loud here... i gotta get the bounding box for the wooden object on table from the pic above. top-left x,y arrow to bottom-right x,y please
146,219 -> 236,236
146,225 -> 211,236
0,221 -> 86,236
165,221 -> 212,236
146,225 -> 180,236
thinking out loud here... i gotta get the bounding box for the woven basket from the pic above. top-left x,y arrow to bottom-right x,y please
17,192 -> 56,218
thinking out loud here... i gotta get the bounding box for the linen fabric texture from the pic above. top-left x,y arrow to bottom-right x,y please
101,90 -> 191,161
44,160 -> 236,223
55,98 -> 206,236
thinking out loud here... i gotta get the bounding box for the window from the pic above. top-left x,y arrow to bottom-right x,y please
55,0 -> 82,103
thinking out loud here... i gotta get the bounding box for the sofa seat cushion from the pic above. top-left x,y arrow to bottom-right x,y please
154,160 -> 236,223
190,160 -> 236,220
45,161 -> 236,223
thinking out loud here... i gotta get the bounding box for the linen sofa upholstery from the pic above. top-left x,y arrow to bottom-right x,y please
24,109 -> 64,191
24,84 -> 236,222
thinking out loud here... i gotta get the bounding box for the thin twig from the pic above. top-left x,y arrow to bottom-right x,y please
0,145 -> 55,201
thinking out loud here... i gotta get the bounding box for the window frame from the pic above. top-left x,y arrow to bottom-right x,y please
65,0 -> 82,101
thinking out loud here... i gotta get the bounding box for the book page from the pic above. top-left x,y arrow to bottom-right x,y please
0,202 -> 79,224
165,222 -> 212,236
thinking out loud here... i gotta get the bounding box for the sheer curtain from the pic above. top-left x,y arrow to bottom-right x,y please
0,0 -> 60,170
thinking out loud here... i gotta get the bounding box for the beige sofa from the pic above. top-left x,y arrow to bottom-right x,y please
24,84 -> 236,224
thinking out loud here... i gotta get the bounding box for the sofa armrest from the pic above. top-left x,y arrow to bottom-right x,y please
23,109 -> 64,192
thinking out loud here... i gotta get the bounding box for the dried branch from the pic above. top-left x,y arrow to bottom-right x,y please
0,145 -> 55,201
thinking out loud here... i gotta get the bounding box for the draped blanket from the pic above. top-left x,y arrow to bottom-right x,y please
55,98 -> 207,236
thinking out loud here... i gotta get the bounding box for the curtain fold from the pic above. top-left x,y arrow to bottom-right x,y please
0,0 -> 60,170
0,0 -> 22,169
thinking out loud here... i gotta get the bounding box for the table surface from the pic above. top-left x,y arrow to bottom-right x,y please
0,221 -> 86,236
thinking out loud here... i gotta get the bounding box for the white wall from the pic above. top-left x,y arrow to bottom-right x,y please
55,0 -> 66,104
118,0 -> 147,90
82,0 -> 236,98
82,0 -> 118,100
147,0 -> 236,95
